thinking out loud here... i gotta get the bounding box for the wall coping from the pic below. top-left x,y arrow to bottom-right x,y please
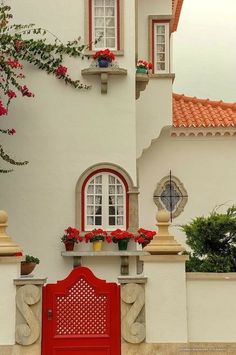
14,277 -> 47,286
186,272 -> 236,281
140,255 -> 188,262
0,256 -> 24,264
118,276 -> 147,284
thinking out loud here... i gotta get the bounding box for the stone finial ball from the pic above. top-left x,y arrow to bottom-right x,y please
0,210 -> 8,224
156,209 -> 170,223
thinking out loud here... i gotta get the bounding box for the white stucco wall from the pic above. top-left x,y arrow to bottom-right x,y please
138,127 -> 236,246
144,259 -> 188,343
187,278 -> 236,342
0,263 -> 19,344
1,0 -> 137,282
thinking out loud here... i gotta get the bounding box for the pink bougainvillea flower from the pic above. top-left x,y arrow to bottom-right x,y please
8,128 -> 16,135
6,90 -> 17,99
6,58 -> 23,69
55,65 -> 68,77
20,85 -> 34,97
0,101 -> 7,116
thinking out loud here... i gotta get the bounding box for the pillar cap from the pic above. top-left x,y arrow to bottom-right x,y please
0,210 -> 23,256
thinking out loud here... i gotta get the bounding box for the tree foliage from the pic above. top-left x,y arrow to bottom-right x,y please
181,206 -> 236,272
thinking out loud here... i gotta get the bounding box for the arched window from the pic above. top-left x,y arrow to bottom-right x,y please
82,169 -> 128,231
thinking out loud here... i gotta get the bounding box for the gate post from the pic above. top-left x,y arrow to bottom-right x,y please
0,210 -> 23,350
141,210 -> 189,346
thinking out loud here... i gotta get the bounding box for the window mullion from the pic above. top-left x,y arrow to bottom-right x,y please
103,174 -> 109,229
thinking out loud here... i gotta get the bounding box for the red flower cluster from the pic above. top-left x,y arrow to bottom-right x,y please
61,226 -> 82,244
15,252 -> 23,256
8,128 -> 16,135
6,58 -> 23,69
137,60 -> 153,70
85,229 -> 109,243
110,229 -> 134,242
93,49 -> 115,63
20,85 -> 34,97
6,90 -> 17,99
0,101 -> 7,116
55,65 -> 68,77
135,228 -> 156,245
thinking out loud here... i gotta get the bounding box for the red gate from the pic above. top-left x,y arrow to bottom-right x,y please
42,267 -> 120,355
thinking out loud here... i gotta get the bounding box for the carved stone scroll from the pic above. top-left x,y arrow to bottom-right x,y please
121,283 -> 145,344
16,285 -> 40,345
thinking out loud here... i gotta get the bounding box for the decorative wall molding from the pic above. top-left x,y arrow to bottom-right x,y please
171,127 -> 236,137
15,285 -> 41,346
121,283 -> 145,344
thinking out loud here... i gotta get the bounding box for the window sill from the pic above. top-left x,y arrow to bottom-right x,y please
81,67 -> 127,94
149,73 -> 175,82
61,250 -> 150,275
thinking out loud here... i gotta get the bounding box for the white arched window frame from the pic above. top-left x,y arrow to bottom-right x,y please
84,172 -> 126,231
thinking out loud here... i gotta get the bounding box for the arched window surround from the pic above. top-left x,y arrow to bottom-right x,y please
76,164 -> 138,233
81,168 -> 129,231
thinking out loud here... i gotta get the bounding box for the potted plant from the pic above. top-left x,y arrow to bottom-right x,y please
21,255 -> 40,276
85,229 -> 110,251
135,228 -> 156,248
110,229 -> 134,250
93,48 -> 115,68
136,60 -> 153,74
61,226 -> 82,251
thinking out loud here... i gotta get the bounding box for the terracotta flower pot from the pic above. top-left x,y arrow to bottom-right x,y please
21,262 -> 36,276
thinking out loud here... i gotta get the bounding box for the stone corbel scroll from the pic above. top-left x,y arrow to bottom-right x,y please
121,283 -> 145,343
16,285 -> 40,345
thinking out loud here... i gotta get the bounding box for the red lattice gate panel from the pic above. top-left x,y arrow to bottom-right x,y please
42,267 -> 120,355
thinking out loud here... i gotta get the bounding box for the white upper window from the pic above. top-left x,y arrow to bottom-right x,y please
153,23 -> 169,73
92,0 -> 118,50
85,172 -> 126,230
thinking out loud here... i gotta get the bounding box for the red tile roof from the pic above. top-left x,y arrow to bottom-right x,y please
173,93 -> 236,128
172,0 -> 184,32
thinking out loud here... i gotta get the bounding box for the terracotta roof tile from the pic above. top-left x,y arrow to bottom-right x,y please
173,93 -> 236,128
172,0 -> 184,32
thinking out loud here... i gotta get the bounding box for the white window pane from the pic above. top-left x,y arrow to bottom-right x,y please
95,18 -> 104,27
87,216 -> 94,225
87,206 -> 94,215
94,0 -> 104,6
95,28 -> 104,37
87,185 -> 94,194
109,175 -> 115,184
95,7 -> 104,16
95,175 -> 102,183
95,196 -> 102,204
95,206 -> 102,215
116,185 -> 123,194
87,196 -> 94,204
157,63 -> 166,71
94,39 -> 104,48
95,185 -> 102,194
117,196 -> 123,205
157,25 -> 165,34
157,44 -> 165,52
109,206 -> 116,215
105,0 -> 115,6
105,17 -> 115,27
105,7 -> 115,16
157,53 -> 165,62
106,38 -> 115,48
109,185 -> 116,194
109,196 -> 115,205
95,216 -> 102,225
106,28 -> 115,37
117,217 -> 123,225
117,206 -> 123,216
157,35 -> 165,44
109,216 -> 116,225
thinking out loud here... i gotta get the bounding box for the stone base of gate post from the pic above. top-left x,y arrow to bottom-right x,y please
13,277 -> 47,355
118,276 -> 147,348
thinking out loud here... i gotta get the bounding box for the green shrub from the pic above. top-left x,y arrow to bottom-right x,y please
25,255 -> 40,264
181,206 -> 236,272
